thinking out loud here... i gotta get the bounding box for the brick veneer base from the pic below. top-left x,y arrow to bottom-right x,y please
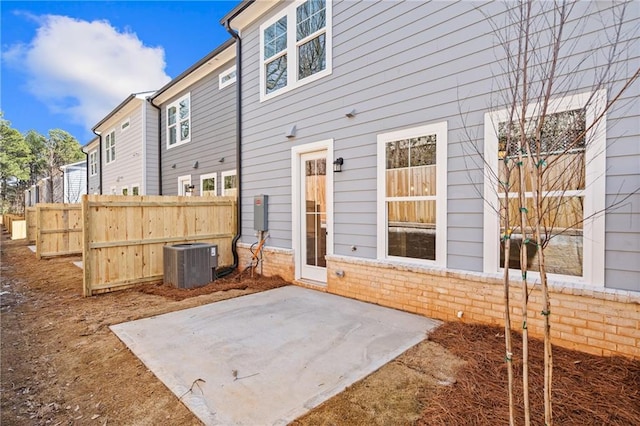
237,245 -> 639,358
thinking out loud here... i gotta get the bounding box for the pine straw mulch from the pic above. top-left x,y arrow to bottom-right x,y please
136,271 -> 289,301
419,322 -> 640,425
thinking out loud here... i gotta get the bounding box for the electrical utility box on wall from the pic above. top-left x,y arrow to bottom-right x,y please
163,243 -> 218,289
254,194 -> 269,231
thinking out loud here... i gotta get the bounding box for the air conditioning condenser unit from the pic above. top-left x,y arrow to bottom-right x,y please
163,243 -> 218,289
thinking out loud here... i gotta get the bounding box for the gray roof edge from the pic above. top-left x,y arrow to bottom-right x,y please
91,91 -> 156,132
150,38 -> 236,103
220,0 -> 256,26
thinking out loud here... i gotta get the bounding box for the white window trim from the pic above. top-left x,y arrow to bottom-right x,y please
376,122 -> 448,268
200,172 -> 218,196
89,151 -> 98,176
121,117 -> 130,132
221,169 -> 237,196
178,175 -> 192,196
121,186 -> 129,196
131,184 -> 140,196
105,129 -> 116,165
219,65 -> 237,89
483,90 -> 606,287
166,93 -> 191,150
259,0 -> 333,102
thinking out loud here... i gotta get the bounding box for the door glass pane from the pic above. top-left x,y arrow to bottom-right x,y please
305,158 -> 326,268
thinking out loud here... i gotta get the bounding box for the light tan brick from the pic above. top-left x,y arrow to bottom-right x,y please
604,332 -> 636,346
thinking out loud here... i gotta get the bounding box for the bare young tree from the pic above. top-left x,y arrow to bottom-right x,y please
462,1 -> 639,424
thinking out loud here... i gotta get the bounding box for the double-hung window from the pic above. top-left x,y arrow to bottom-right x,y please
221,169 -> 237,197
105,130 -> 116,164
200,173 -> 217,197
377,123 -> 448,266
483,90 -> 606,286
260,0 -> 332,101
89,151 -> 97,176
167,93 -> 191,148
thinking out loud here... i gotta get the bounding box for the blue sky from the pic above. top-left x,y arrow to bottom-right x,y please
1,0 -> 240,144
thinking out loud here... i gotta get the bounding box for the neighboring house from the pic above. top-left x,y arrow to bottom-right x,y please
150,39 -> 237,197
92,91 -> 159,196
82,137 -> 101,195
221,0 -> 639,355
25,159 -> 87,205
59,160 -> 87,203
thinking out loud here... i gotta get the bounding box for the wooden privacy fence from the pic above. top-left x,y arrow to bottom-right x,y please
2,214 -> 27,240
36,204 -> 83,259
83,195 -> 237,296
25,207 -> 36,243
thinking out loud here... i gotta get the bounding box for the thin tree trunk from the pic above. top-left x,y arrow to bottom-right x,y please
502,224 -> 515,426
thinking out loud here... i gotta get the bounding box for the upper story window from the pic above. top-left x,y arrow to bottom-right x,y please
121,118 -> 130,131
167,93 -> 191,149
259,0 -> 332,101
483,90 -> 606,286
89,151 -> 97,176
105,130 -> 116,164
377,122 -> 448,267
219,66 -> 237,89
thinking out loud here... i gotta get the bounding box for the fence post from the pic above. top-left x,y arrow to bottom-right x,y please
82,195 -> 92,297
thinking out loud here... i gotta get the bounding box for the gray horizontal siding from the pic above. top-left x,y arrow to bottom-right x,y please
101,103 -> 146,194
88,148 -> 100,194
160,58 -> 237,196
145,104 -> 160,195
237,0 -> 639,290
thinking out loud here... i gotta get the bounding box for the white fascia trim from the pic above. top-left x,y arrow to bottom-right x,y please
483,90 -> 606,287
152,46 -> 235,105
376,122 -> 448,268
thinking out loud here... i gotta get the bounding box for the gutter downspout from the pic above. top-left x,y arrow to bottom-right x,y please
148,98 -> 162,195
219,17 -> 244,277
92,130 -> 103,194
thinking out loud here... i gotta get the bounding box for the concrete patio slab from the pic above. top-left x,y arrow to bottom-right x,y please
110,285 -> 440,426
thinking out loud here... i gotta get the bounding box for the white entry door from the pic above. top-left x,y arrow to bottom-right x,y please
178,175 -> 192,196
292,140 -> 333,284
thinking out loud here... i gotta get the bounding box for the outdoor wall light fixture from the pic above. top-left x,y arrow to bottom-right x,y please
345,108 -> 357,118
171,164 -> 176,169
333,157 -> 344,172
285,125 -> 297,139
193,161 -> 199,169
219,157 -> 225,163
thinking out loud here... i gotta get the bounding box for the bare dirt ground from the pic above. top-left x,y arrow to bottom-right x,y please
1,229 -> 639,425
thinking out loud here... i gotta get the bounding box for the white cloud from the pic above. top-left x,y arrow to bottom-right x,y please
3,14 -> 171,129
